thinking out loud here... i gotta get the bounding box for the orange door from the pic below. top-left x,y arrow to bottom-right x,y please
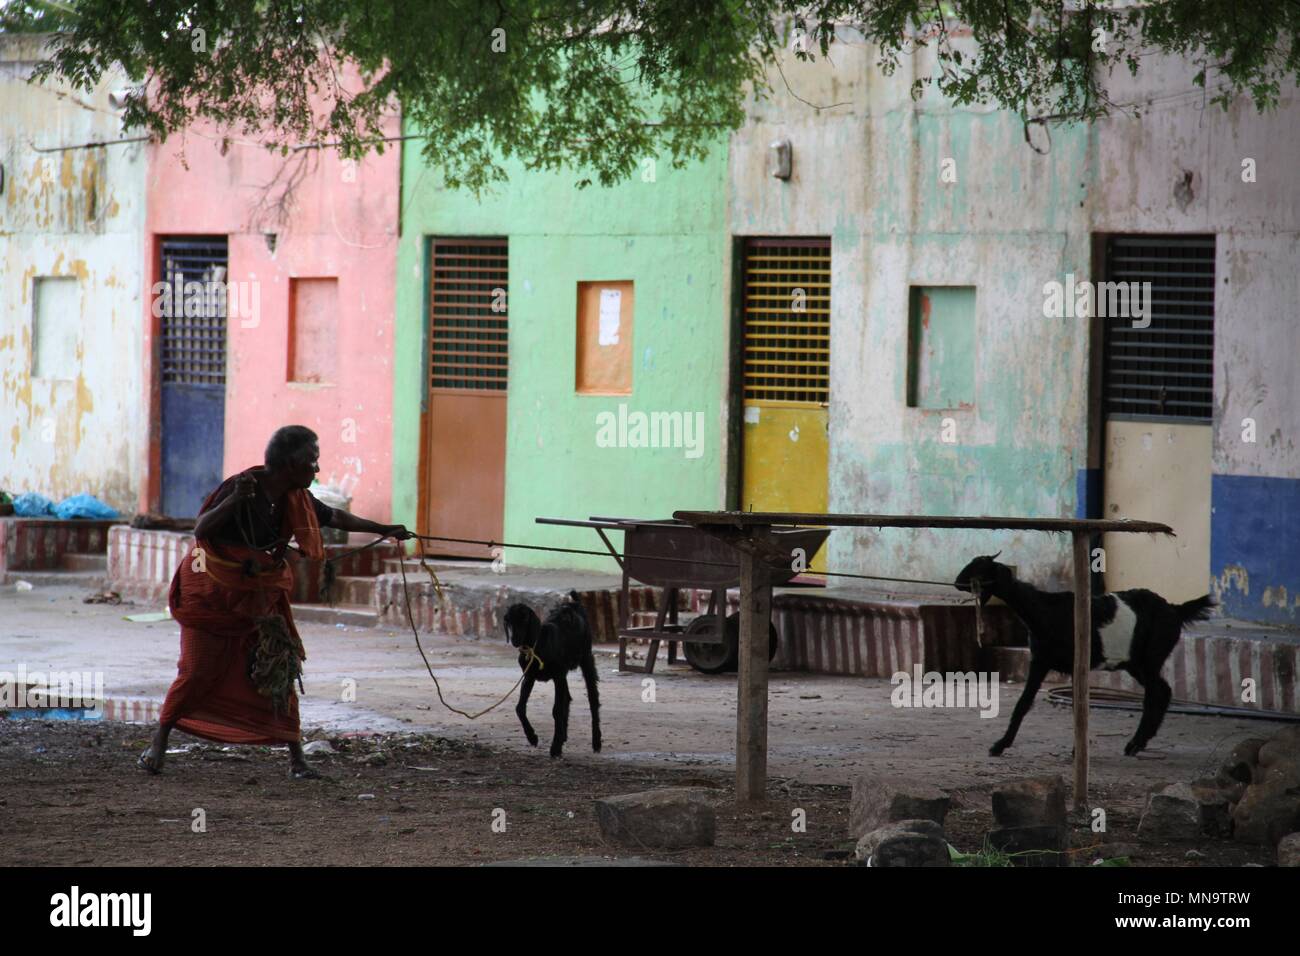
421,239 -> 508,558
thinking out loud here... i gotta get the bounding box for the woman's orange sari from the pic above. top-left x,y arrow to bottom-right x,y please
159,469 -> 325,744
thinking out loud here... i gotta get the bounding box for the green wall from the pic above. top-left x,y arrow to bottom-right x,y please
394,133 -> 730,570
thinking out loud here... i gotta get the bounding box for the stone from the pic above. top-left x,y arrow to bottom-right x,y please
1216,738 -> 1267,787
1138,782 -> 1231,841
1257,726 -> 1300,769
1277,833 -> 1300,867
991,775 -> 1067,828
849,774 -> 950,839
302,740 -> 336,755
1232,758 -> 1300,845
1186,780 -> 1234,837
594,788 -> 716,849
1197,775 -> 1247,806
854,819 -> 950,867
986,825 -> 1069,867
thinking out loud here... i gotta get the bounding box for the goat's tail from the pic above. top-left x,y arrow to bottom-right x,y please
1177,594 -> 1216,626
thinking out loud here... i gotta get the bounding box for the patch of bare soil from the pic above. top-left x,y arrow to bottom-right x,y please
0,721 -> 1274,867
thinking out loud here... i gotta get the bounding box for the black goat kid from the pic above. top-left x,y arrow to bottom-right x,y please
955,553 -> 1214,757
503,592 -> 601,758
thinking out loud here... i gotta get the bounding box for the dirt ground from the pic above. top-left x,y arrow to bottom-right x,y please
0,584 -> 1284,866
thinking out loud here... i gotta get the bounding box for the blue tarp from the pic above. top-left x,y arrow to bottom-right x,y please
53,494 -> 120,520
8,493 -> 119,519
11,493 -> 55,517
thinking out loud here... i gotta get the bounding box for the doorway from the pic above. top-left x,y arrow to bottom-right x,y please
735,237 -> 831,570
420,238 -> 509,558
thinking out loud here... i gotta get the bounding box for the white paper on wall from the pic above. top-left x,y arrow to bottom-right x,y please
598,289 -> 621,346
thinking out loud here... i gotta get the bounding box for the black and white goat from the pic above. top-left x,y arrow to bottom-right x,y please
503,592 -> 601,758
954,553 -> 1214,757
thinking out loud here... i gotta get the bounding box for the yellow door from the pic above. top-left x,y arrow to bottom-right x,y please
739,239 -> 830,571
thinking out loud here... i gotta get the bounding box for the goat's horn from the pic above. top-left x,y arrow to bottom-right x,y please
990,550 -> 1002,560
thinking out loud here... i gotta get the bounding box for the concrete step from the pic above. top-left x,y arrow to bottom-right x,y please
382,557 -> 492,576
4,570 -> 108,591
290,603 -> 378,628
329,575 -> 376,606
62,552 -> 107,572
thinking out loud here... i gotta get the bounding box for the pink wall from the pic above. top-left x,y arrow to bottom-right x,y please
142,114 -> 400,522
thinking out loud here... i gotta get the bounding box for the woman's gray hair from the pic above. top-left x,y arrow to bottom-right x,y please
264,425 -> 319,472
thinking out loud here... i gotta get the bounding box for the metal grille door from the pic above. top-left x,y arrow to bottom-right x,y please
422,238 -> 508,557
1101,234 -> 1215,600
738,238 -> 831,571
742,239 -> 831,404
1103,235 -> 1216,421
159,237 -> 228,518
430,241 -> 509,390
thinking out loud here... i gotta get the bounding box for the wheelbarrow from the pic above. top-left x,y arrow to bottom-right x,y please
536,517 -> 830,674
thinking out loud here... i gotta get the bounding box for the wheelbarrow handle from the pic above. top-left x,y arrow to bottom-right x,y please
534,517 -> 624,530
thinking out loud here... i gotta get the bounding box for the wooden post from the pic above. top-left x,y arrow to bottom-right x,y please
736,541 -> 773,803
1071,531 -> 1092,810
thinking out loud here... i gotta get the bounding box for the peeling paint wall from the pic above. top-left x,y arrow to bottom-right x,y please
729,34 -> 1093,588
727,35 -> 1298,621
144,91 -> 400,520
1093,56 -> 1300,624
1,34 -> 146,510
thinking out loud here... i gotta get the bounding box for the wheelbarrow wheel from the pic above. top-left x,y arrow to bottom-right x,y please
723,613 -> 778,671
682,615 -> 735,674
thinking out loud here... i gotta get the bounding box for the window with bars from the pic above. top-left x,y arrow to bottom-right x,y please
159,238 -> 228,386
1103,235 -> 1215,421
741,238 -> 830,404
429,239 -> 508,391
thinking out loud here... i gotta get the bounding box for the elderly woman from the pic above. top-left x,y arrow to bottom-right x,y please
138,425 -> 412,778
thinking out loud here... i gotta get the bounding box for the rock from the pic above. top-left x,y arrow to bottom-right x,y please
849,774 -> 950,839
302,740 -> 336,755
991,775 -> 1067,828
1187,780 -> 1234,837
1217,738 -> 1267,787
594,789 -> 716,849
1138,782 -> 1232,841
1232,758 -> 1300,845
1277,833 -> 1300,867
1197,775 -> 1247,806
987,825 -> 1069,867
1257,726 -> 1300,768
854,819 -> 950,867
1185,849 -> 1206,860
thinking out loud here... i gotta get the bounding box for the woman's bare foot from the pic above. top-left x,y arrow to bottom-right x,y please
137,726 -> 169,774
288,741 -> 322,779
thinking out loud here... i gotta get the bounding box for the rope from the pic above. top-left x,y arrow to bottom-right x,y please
972,580 -> 985,649
304,524 -> 982,721
394,536 -> 538,720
